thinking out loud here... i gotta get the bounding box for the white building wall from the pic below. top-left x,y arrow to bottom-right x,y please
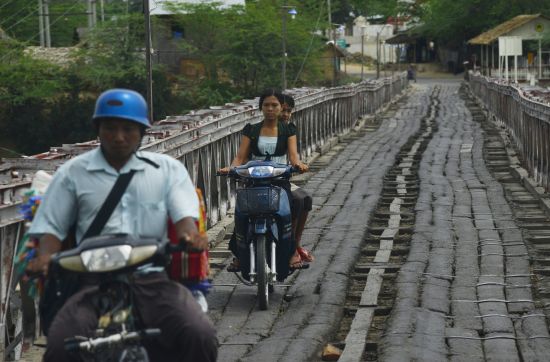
150,0 -> 245,15
342,22 -> 396,63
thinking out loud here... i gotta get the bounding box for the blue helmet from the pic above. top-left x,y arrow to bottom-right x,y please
92,89 -> 150,128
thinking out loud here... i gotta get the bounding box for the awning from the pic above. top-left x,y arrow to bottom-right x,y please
385,32 -> 419,45
468,14 -> 548,45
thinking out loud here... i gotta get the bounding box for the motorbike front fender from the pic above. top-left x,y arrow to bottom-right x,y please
253,218 -> 268,234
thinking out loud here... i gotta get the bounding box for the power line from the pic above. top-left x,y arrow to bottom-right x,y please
0,147 -> 26,158
0,0 -> 26,12
2,10 -> 39,34
0,0 -> 83,64
292,3 -> 324,87
0,2 -> 36,27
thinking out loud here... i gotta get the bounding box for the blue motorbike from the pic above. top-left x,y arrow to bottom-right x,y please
220,159 -> 297,310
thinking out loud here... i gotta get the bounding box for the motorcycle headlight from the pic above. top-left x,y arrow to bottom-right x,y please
128,245 -> 158,266
249,166 -> 274,177
80,245 -> 132,272
235,168 -> 250,177
58,255 -> 86,272
271,167 -> 287,177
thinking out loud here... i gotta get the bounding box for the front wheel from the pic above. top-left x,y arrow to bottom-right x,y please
119,345 -> 150,362
256,234 -> 269,310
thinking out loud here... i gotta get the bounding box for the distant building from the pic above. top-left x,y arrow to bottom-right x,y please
150,0 -> 244,75
321,42 -> 347,84
468,14 -> 550,81
149,0 -> 244,15
344,16 -> 395,63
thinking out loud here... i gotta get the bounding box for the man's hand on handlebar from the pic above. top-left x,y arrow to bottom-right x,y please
181,231 -> 209,253
175,217 -> 209,253
25,234 -> 62,277
26,253 -> 52,277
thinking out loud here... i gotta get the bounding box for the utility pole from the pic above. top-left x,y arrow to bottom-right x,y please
327,0 -> 336,86
38,0 -> 45,47
282,0 -> 287,90
376,31 -> 380,79
87,0 -> 92,28
91,0 -> 97,26
87,0 -> 97,28
43,0 -> 51,47
144,0 -> 154,123
361,25 -> 365,81
100,0 -> 105,22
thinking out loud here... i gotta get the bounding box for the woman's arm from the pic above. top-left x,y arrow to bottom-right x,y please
231,136 -> 251,166
287,136 -> 308,172
218,135 -> 251,173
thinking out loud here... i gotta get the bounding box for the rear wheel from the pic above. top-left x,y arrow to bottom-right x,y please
256,235 -> 269,310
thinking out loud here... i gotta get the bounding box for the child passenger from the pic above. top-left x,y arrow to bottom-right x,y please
280,94 -> 315,267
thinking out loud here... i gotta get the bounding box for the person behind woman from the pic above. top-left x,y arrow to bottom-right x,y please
280,94 -> 315,265
219,88 -> 308,270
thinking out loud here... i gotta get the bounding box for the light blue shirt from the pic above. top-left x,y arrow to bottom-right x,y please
251,136 -> 287,164
29,148 -> 199,244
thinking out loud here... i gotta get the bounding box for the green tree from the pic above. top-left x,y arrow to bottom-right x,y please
0,0 -> 135,46
70,13 -> 147,90
421,0 -> 550,48
349,0 -> 400,19
167,1 -> 325,95
0,38 -> 96,155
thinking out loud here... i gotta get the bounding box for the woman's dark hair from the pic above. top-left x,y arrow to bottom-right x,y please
258,88 -> 284,108
281,94 -> 295,109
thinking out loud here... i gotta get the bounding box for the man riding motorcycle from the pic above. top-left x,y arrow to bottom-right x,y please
27,89 -> 218,362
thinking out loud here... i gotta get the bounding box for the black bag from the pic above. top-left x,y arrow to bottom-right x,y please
39,170 -> 135,336
39,265 -> 80,336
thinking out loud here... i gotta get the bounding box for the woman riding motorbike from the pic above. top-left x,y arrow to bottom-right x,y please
218,88 -> 308,270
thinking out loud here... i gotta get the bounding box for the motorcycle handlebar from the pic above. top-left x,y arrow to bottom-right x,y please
65,329 -> 162,352
216,165 -> 301,178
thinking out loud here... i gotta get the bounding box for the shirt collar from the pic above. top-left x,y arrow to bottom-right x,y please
86,148 -> 146,174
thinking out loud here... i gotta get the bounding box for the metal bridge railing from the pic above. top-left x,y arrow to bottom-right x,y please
0,73 -> 407,359
469,72 -> 550,192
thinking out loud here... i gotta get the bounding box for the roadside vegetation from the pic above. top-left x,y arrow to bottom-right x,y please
1,0 -> 550,155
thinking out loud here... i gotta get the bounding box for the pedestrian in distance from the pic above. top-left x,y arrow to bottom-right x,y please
219,88 -> 309,270
27,89 -> 218,362
280,93 -> 315,266
407,63 -> 417,82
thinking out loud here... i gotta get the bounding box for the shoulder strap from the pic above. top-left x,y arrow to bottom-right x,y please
82,170 -> 136,239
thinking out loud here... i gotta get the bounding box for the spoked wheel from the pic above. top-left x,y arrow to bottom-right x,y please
256,235 -> 269,310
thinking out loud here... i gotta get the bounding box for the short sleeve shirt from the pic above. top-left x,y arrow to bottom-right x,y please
29,148 -> 199,244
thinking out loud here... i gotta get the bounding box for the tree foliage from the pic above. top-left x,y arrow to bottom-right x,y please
420,0 -> 550,47
70,14 -> 147,90
0,39 -> 94,155
166,1 -> 326,95
1,0 -> 331,154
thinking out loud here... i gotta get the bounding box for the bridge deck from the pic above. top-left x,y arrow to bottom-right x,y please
208,81 -> 550,362
14,79 -> 550,361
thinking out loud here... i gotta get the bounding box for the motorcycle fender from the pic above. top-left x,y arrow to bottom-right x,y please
253,219 -> 268,234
